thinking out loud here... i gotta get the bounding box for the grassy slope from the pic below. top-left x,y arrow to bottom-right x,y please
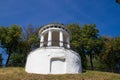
0,67 -> 120,80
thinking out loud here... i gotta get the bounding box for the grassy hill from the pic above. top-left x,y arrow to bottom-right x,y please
0,67 -> 120,80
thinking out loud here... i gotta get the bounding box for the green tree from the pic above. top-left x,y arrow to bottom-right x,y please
0,25 -> 22,65
0,24 -> 39,66
10,24 -> 39,66
21,24 -> 39,54
67,24 -> 87,69
100,36 -> 120,72
8,52 -> 26,66
81,24 -> 102,70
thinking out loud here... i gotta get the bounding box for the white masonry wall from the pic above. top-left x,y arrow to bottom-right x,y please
25,47 -> 82,74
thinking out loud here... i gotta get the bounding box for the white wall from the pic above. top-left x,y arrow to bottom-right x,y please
25,47 -> 82,74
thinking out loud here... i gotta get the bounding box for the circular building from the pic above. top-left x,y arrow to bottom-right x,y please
25,23 -> 82,74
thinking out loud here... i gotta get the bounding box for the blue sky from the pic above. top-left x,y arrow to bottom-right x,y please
0,0 -> 120,36
0,0 -> 120,64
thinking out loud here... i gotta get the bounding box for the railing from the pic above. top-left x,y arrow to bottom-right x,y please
40,41 -> 69,48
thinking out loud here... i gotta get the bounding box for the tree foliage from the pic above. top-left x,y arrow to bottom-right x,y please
81,24 -> 102,70
0,23 -> 120,73
21,24 -> 39,53
0,24 -> 39,66
67,24 -> 102,70
116,0 -> 120,4
100,36 -> 120,72
0,25 -> 22,65
67,24 -> 87,69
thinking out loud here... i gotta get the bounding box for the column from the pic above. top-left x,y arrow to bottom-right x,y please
47,30 -> 52,46
40,35 -> 44,47
66,36 -> 70,48
59,30 -> 63,47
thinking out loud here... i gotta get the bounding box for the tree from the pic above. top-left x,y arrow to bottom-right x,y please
114,36 -> 120,72
66,24 -> 102,70
81,24 -> 102,70
67,24 -> 87,69
8,52 -> 26,66
100,36 -> 120,72
21,24 -> 39,53
0,54 -> 2,66
116,0 -> 120,4
0,25 -> 22,66
10,24 -> 39,66
0,24 -> 40,66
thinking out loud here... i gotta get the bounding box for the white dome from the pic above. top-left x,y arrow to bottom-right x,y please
25,47 -> 82,74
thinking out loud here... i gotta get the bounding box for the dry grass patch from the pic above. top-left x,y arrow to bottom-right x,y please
0,67 -> 120,80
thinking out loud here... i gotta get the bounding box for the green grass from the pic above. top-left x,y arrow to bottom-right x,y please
0,67 -> 120,80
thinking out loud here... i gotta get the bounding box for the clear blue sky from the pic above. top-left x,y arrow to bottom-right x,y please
0,0 -> 120,36
0,0 -> 120,64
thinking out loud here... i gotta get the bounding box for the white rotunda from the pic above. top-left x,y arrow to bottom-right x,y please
25,23 -> 82,74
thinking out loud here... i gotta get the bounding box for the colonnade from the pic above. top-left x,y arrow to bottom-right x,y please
40,29 -> 70,48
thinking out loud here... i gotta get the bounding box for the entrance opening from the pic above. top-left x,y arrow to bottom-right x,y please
50,58 -> 66,74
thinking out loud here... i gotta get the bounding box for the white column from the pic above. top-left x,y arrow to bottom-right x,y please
47,30 -> 52,46
59,30 -> 63,47
40,35 -> 44,47
66,36 -> 70,48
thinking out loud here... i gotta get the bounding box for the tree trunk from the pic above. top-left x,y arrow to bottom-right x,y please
6,54 -> 11,66
5,49 -> 12,66
90,53 -> 94,70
